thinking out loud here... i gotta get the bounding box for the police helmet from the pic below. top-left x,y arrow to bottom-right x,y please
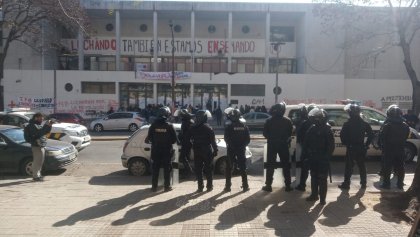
195,110 -> 208,125
307,103 -> 317,113
344,103 -> 361,118
308,107 -> 326,125
270,102 -> 286,117
228,109 -> 242,122
298,103 -> 308,119
157,106 -> 171,119
386,104 -> 403,119
179,109 -> 192,120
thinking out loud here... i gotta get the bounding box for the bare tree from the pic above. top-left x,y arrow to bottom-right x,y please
313,0 -> 420,197
0,0 -> 89,110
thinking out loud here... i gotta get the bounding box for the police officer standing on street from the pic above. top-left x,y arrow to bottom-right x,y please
303,108 -> 335,205
295,104 -> 316,191
187,110 -> 218,192
224,109 -> 251,192
379,105 -> 409,189
178,109 -> 194,177
262,102 -> 294,192
146,106 -> 177,192
338,104 -> 373,190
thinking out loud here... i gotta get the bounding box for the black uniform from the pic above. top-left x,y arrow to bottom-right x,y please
179,118 -> 193,175
303,123 -> 335,203
379,120 -> 409,188
295,119 -> 313,189
263,116 -> 293,188
340,117 -> 373,187
224,120 -> 251,189
187,123 -> 218,190
146,119 -> 177,189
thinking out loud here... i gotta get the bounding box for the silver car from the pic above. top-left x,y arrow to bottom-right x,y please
242,112 -> 271,129
89,112 -> 146,132
121,123 -> 253,176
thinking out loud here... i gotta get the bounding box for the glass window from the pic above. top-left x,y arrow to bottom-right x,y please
231,84 -> 265,97
2,128 -> 25,144
108,113 -> 123,119
123,113 -> 133,119
256,113 -> 269,119
270,26 -> 295,42
324,109 -> 349,127
81,82 -> 115,94
361,109 -> 386,126
243,113 -> 254,120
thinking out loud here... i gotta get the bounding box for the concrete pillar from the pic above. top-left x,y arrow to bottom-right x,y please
265,11 -> 270,73
153,11 -> 158,72
228,12 -> 232,72
115,10 -> 121,71
190,84 -> 194,106
78,30 -> 84,70
153,83 -> 158,104
190,11 -> 195,72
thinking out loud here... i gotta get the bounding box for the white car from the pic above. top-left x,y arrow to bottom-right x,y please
89,112 -> 145,132
285,104 -> 420,162
0,111 -> 91,151
121,123 -> 253,176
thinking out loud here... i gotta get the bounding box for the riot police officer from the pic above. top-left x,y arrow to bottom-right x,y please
379,105 -> 409,189
187,110 -> 218,192
338,104 -> 373,190
178,109 -> 194,176
224,109 -> 251,192
295,103 -> 316,191
262,102 -> 294,192
303,108 -> 335,205
146,106 -> 178,192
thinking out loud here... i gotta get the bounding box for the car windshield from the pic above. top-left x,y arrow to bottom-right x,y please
361,109 -> 386,126
23,112 -> 35,119
2,128 -> 26,144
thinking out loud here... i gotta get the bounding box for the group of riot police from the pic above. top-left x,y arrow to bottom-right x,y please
146,102 -> 410,205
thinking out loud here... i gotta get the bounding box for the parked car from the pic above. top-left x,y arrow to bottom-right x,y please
0,125 -> 78,176
89,112 -> 146,132
242,112 -> 271,129
0,112 -> 91,151
120,123 -> 253,176
286,104 -> 420,162
48,113 -> 85,125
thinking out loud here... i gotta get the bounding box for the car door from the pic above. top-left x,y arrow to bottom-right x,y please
105,113 -> 123,130
121,113 -> 134,129
243,113 -> 256,127
360,108 -> 386,156
0,135 -> 22,172
323,109 -> 349,156
255,113 -> 270,129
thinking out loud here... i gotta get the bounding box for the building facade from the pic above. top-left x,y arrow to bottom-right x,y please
2,1 -> 418,115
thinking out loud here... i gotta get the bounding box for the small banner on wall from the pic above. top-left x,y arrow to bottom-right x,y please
136,71 -> 192,81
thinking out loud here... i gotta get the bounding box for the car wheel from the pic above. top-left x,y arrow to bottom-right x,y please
404,143 -> 416,163
215,156 -> 228,175
128,123 -> 139,132
93,124 -> 104,132
20,158 -> 33,176
128,158 -> 149,176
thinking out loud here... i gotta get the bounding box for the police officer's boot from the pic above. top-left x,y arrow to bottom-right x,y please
306,174 -> 319,201
262,169 -> 274,192
151,171 -> 159,192
319,179 -> 328,205
338,182 -> 350,190
241,170 -> 250,192
283,163 -> 293,192
224,182 -> 231,192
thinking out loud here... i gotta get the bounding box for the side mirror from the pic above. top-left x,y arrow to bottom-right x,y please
328,120 -> 336,126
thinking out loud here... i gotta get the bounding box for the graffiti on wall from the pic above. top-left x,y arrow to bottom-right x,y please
56,99 -> 119,117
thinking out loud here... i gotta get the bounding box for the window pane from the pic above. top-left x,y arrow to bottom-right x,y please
231,84 -> 265,96
82,82 -> 115,94
325,109 -> 349,127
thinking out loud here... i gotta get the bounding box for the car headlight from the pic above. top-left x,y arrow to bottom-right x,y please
64,130 -> 80,136
46,150 -> 63,156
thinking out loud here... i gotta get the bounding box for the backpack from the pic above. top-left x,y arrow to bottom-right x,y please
24,124 -> 32,143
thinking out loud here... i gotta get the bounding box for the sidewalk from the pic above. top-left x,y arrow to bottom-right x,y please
0,173 -> 413,236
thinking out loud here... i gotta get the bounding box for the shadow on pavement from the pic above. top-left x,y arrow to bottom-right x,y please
112,191 -> 207,226
150,191 -> 243,226
88,172 -> 151,186
53,188 -> 158,227
0,179 -> 34,187
318,189 -> 366,227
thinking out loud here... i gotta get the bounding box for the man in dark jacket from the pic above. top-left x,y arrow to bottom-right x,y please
178,109 -> 193,176
26,113 -> 53,181
262,102 -> 293,192
186,110 -> 218,192
224,109 -> 251,192
379,105 -> 410,189
146,107 -> 177,192
338,104 -> 373,190
303,108 -> 335,205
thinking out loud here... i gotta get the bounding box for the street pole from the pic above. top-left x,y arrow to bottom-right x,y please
169,21 -> 176,112
275,45 -> 279,104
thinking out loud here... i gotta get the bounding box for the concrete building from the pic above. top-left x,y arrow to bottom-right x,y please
2,1 -> 417,115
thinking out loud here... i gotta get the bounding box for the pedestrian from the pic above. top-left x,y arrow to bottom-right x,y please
295,104 -> 315,191
262,102 -> 294,192
107,107 -> 114,115
224,109 -> 251,192
215,106 -> 223,126
186,110 -> 218,192
178,109 -> 194,177
25,113 -> 53,181
403,110 -> 419,129
379,105 -> 409,189
146,106 -> 178,192
338,104 -> 373,190
240,105 -> 245,115
261,105 -> 267,113
303,108 -> 335,205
